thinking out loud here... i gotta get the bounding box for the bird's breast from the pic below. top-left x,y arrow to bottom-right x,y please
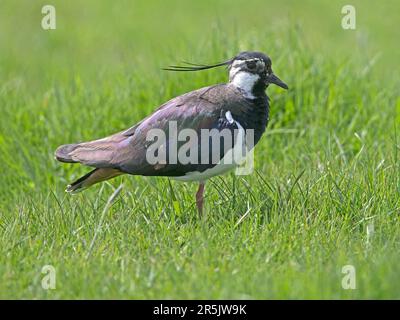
229,97 -> 269,145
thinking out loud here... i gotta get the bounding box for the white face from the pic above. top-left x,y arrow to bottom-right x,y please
229,59 -> 265,99
230,72 -> 259,99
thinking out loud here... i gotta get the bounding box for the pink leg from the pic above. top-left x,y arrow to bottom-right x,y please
196,182 -> 205,216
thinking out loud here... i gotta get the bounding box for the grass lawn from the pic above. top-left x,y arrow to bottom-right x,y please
0,0 -> 399,299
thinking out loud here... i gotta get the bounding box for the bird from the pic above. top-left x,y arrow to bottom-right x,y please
55,51 -> 288,215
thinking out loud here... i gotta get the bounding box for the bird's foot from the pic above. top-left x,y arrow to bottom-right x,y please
196,182 -> 205,217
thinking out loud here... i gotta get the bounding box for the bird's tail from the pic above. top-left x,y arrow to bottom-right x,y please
66,168 -> 123,194
55,143 -> 80,163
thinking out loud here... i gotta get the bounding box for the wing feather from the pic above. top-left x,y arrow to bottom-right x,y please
55,84 -> 246,177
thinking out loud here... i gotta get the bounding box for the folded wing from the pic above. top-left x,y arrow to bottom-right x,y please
55,84 -> 245,177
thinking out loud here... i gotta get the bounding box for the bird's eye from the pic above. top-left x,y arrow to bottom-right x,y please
246,60 -> 257,70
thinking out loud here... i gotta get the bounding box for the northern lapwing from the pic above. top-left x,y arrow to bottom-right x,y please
55,51 -> 288,215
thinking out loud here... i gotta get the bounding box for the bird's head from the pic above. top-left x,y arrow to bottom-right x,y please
164,51 -> 288,98
228,51 -> 288,96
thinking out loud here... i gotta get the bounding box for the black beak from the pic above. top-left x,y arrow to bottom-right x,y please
268,73 -> 288,89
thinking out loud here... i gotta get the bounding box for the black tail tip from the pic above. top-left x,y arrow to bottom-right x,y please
65,184 -> 84,194
65,169 -> 96,194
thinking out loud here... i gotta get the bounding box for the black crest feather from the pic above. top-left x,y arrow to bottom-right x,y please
162,59 -> 232,72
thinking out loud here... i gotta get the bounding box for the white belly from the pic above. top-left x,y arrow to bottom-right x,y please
172,153 -> 237,182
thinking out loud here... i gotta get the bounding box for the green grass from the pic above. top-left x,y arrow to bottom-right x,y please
0,0 -> 399,299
